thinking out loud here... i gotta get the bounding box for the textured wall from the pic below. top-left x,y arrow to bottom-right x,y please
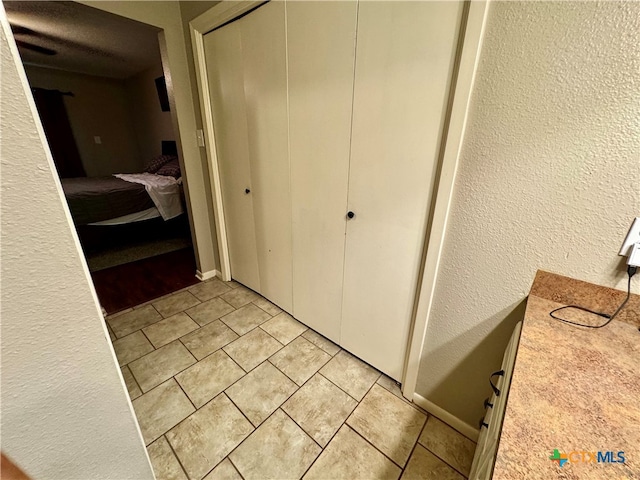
417,1 -> 640,427
25,65 -> 142,176
0,10 -> 153,480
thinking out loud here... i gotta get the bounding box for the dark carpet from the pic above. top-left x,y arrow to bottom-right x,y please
92,247 -> 200,315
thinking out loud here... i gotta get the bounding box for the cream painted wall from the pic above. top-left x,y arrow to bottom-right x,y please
179,0 -> 221,268
417,1 -> 640,427
24,65 -> 142,176
79,0 -> 218,275
0,8 -> 153,479
126,62 -> 176,163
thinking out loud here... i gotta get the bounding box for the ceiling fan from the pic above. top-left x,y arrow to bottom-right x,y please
10,25 -> 57,56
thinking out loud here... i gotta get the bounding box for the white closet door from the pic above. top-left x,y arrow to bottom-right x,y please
287,1 -> 357,342
240,2 -> 293,312
204,22 -> 260,292
342,1 -> 463,380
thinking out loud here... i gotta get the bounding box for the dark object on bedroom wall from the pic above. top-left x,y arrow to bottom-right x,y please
162,140 -> 177,156
155,76 -> 170,112
32,87 -> 86,178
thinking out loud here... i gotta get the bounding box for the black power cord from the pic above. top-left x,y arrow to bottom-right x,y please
549,265 -> 637,329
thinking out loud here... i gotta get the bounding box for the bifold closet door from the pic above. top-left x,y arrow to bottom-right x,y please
240,1 -> 292,312
341,1 -> 464,380
204,2 -> 292,311
204,22 -> 260,292
287,1 -> 358,343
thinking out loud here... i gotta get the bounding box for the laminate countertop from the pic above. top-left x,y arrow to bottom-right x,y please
492,270 -> 640,480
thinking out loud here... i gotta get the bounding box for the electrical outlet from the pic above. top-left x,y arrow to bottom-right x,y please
628,243 -> 640,267
619,217 -> 640,256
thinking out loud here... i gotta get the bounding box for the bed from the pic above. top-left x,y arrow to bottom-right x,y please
61,141 -> 184,226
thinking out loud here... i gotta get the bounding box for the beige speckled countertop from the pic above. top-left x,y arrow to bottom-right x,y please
492,271 -> 640,479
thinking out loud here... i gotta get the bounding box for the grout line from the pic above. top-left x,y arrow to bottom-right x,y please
139,328 -> 157,351
222,350 -> 249,375
316,370 -> 364,404
375,377 -> 427,415
331,372 -> 425,471
133,345 -> 198,395
226,456 -> 246,480
176,325 -> 238,361
419,439 -> 470,479
174,376 -> 198,411
221,363 -> 326,464
163,434 -> 191,480
279,407 -> 323,450
123,364 -> 145,400
399,413 -> 431,477
130,369 -> 145,399
349,425 -> 407,470
266,345 -> 331,389
222,391 -> 257,429
301,330 -> 342,357
251,300 -> 278,317
292,370 -> 374,477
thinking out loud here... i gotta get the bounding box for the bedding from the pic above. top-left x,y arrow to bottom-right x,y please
61,176 -> 155,226
114,173 -> 183,220
156,158 -> 181,178
145,154 -> 177,174
62,141 -> 183,226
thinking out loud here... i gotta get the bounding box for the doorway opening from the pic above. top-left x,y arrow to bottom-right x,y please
6,1 -> 199,314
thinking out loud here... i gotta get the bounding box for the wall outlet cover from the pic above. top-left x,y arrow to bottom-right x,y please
619,217 -> 640,256
628,242 -> 640,267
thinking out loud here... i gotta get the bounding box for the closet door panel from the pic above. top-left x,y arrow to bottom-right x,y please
240,2 -> 293,312
204,23 -> 260,292
287,1 -> 357,342
342,1 -> 463,379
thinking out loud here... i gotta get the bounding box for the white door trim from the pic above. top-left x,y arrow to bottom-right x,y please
401,0 -> 489,401
191,0 -> 489,406
190,1 -> 264,281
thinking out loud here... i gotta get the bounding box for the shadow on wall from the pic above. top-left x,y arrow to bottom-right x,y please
426,298 -> 528,427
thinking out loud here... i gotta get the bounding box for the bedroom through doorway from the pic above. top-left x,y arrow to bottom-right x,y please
6,1 -> 199,314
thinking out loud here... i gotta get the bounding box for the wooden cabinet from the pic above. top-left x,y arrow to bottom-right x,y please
204,1 -> 463,380
471,322 -> 522,479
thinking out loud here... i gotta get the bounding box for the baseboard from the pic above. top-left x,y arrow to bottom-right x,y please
196,269 -> 220,281
413,393 -> 479,442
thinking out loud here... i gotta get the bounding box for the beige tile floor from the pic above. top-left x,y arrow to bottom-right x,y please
106,278 -> 476,480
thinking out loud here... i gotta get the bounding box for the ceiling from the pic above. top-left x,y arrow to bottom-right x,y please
4,1 -> 162,79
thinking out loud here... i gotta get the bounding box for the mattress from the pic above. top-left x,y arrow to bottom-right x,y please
61,176 -> 155,225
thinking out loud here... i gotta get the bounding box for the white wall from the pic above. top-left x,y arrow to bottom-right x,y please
126,62 -> 176,163
24,65 -> 142,176
80,0 -> 219,276
0,8 -> 153,480
417,1 -> 640,427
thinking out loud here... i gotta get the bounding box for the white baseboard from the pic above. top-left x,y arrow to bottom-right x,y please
196,269 -> 220,281
413,393 -> 479,442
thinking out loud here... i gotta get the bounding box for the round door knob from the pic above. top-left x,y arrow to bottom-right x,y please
347,211 -> 355,219
245,188 -> 251,194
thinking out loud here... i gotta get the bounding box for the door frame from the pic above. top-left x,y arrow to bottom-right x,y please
191,0 -> 489,431
400,0 -> 489,439
190,1 -> 265,282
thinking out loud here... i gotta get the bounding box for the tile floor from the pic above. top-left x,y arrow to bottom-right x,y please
106,278 -> 476,480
